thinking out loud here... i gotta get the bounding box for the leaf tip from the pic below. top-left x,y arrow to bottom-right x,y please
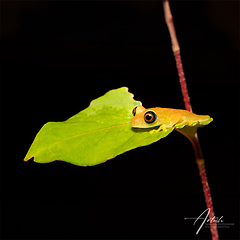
24,151 -> 34,162
23,156 -> 31,162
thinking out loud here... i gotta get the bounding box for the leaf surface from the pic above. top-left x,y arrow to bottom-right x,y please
24,87 -> 173,166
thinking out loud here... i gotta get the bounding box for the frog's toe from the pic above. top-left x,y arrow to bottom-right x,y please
162,128 -> 169,132
150,129 -> 158,134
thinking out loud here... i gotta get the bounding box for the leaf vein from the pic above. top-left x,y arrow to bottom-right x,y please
49,122 -> 131,149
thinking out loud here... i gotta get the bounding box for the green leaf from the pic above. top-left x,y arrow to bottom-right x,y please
24,87 -> 173,166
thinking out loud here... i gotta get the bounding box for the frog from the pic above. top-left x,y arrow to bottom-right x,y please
131,105 -> 212,133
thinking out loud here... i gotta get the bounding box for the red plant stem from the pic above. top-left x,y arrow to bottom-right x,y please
162,1 -> 219,239
198,164 -> 219,239
190,136 -> 218,240
174,51 -> 192,112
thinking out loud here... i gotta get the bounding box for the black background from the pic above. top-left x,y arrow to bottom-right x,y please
1,1 -> 239,239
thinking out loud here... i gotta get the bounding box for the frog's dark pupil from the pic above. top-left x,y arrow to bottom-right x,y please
145,114 -> 152,121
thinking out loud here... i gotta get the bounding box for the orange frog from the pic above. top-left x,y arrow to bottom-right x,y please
131,105 -> 212,133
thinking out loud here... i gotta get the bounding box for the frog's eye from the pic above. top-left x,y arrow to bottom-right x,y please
132,107 -> 137,116
144,111 -> 157,123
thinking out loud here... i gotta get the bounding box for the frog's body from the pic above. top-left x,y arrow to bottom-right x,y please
131,105 -> 211,132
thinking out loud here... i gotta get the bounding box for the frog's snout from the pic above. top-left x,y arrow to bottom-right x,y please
131,117 -> 141,127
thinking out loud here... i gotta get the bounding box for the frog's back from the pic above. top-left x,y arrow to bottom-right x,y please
178,109 -> 210,123
160,108 -> 210,123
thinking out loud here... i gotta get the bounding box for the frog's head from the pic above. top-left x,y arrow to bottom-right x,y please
131,106 -> 158,128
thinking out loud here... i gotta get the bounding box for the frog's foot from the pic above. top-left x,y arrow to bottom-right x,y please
150,126 -> 168,133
